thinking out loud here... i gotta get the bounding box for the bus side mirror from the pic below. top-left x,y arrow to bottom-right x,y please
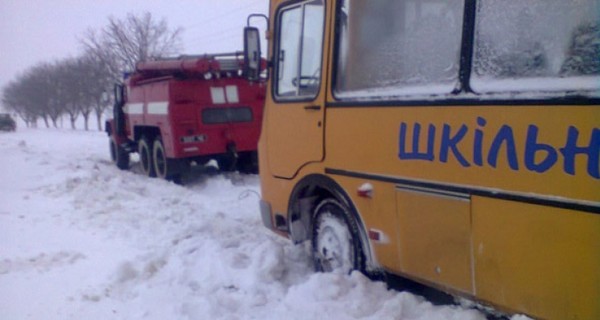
244,27 -> 262,81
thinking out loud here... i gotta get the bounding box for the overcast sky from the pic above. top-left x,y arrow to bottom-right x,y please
0,0 -> 268,105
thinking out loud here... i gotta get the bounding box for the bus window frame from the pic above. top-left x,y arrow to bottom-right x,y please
329,0 -> 600,106
272,0 -> 327,104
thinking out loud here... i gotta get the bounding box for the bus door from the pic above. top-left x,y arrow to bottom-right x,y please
266,0 -> 326,179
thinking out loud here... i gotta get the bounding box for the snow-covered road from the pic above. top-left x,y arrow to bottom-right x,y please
0,128 -> 494,320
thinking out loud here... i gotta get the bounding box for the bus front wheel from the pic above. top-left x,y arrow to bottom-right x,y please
311,198 -> 364,275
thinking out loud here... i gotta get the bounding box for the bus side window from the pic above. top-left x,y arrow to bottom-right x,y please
471,0 -> 600,94
560,22 -> 600,76
334,0 -> 464,98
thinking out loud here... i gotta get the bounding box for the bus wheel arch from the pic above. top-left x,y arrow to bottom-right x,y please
288,174 -> 375,275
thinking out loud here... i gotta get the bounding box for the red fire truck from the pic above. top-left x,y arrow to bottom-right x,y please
105,52 -> 266,180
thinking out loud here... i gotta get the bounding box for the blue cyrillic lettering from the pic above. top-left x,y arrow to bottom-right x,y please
525,125 -> 558,173
398,123 -> 435,161
440,124 -> 470,167
473,117 -> 486,166
488,125 -> 519,170
560,127 -> 600,179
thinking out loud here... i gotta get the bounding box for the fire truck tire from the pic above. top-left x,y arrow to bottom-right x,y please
152,137 -> 180,181
237,151 -> 258,174
217,155 -> 236,172
109,137 -> 129,170
138,137 -> 156,177
311,198 -> 365,275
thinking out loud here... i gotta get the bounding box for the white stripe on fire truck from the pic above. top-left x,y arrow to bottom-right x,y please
147,102 -> 169,115
210,87 -> 226,104
125,103 -> 144,115
225,85 -> 239,103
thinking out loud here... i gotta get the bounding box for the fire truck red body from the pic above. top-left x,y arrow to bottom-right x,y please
106,53 -> 266,180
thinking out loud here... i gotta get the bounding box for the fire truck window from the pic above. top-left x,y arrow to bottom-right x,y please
275,0 -> 325,100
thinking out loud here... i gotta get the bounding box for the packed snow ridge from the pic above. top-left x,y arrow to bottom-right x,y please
0,128 -> 527,320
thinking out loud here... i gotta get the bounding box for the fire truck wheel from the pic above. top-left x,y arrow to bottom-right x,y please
311,199 -> 364,275
237,152 -> 258,174
152,137 -> 178,180
109,137 -> 129,170
138,137 -> 156,177
217,155 -> 236,172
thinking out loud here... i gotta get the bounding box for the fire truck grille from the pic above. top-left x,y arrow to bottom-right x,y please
202,107 -> 253,124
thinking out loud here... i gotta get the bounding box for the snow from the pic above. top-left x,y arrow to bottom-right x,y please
0,128 -> 524,319
470,75 -> 600,96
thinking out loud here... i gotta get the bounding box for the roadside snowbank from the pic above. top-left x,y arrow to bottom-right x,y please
1,129 -> 493,319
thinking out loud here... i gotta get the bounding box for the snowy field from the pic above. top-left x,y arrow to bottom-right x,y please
0,128 -> 518,320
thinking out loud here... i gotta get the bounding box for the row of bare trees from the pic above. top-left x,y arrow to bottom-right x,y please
2,54 -> 112,130
1,12 -> 182,130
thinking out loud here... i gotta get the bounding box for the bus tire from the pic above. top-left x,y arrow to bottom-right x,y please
153,137 -> 180,181
311,198 -> 365,275
138,137 -> 156,177
109,137 -> 129,170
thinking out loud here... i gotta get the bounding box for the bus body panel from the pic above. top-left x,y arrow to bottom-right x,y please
263,0 -> 332,179
324,106 -> 600,204
472,197 -> 600,319
258,0 -> 600,319
321,106 -> 600,319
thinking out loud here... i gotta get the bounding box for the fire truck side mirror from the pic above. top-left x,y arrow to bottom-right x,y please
244,27 -> 262,81
114,84 -> 125,107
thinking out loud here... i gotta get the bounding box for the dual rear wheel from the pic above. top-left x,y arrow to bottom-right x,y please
138,136 -> 180,181
114,134 -> 254,180
138,137 -> 156,177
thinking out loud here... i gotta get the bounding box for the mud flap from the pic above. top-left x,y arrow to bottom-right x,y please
223,142 -> 239,171
289,196 -> 318,244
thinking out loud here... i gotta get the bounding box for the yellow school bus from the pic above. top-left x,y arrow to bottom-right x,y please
244,0 -> 600,318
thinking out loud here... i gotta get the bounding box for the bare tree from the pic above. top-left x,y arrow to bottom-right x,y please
2,56 -> 115,131
83,53 -> 113,131
81,12 -> 183,79
2,79 -> 38,127
57,58 -> 82,130
2,12 -> 182,132
2,65 -> 57,128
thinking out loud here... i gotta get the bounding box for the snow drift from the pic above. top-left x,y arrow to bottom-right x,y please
1,128 -> 509,319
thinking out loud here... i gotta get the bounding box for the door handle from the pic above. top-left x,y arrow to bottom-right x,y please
304,105 -> 321,111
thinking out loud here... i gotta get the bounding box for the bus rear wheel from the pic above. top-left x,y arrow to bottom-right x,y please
311,199 -> 364,275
